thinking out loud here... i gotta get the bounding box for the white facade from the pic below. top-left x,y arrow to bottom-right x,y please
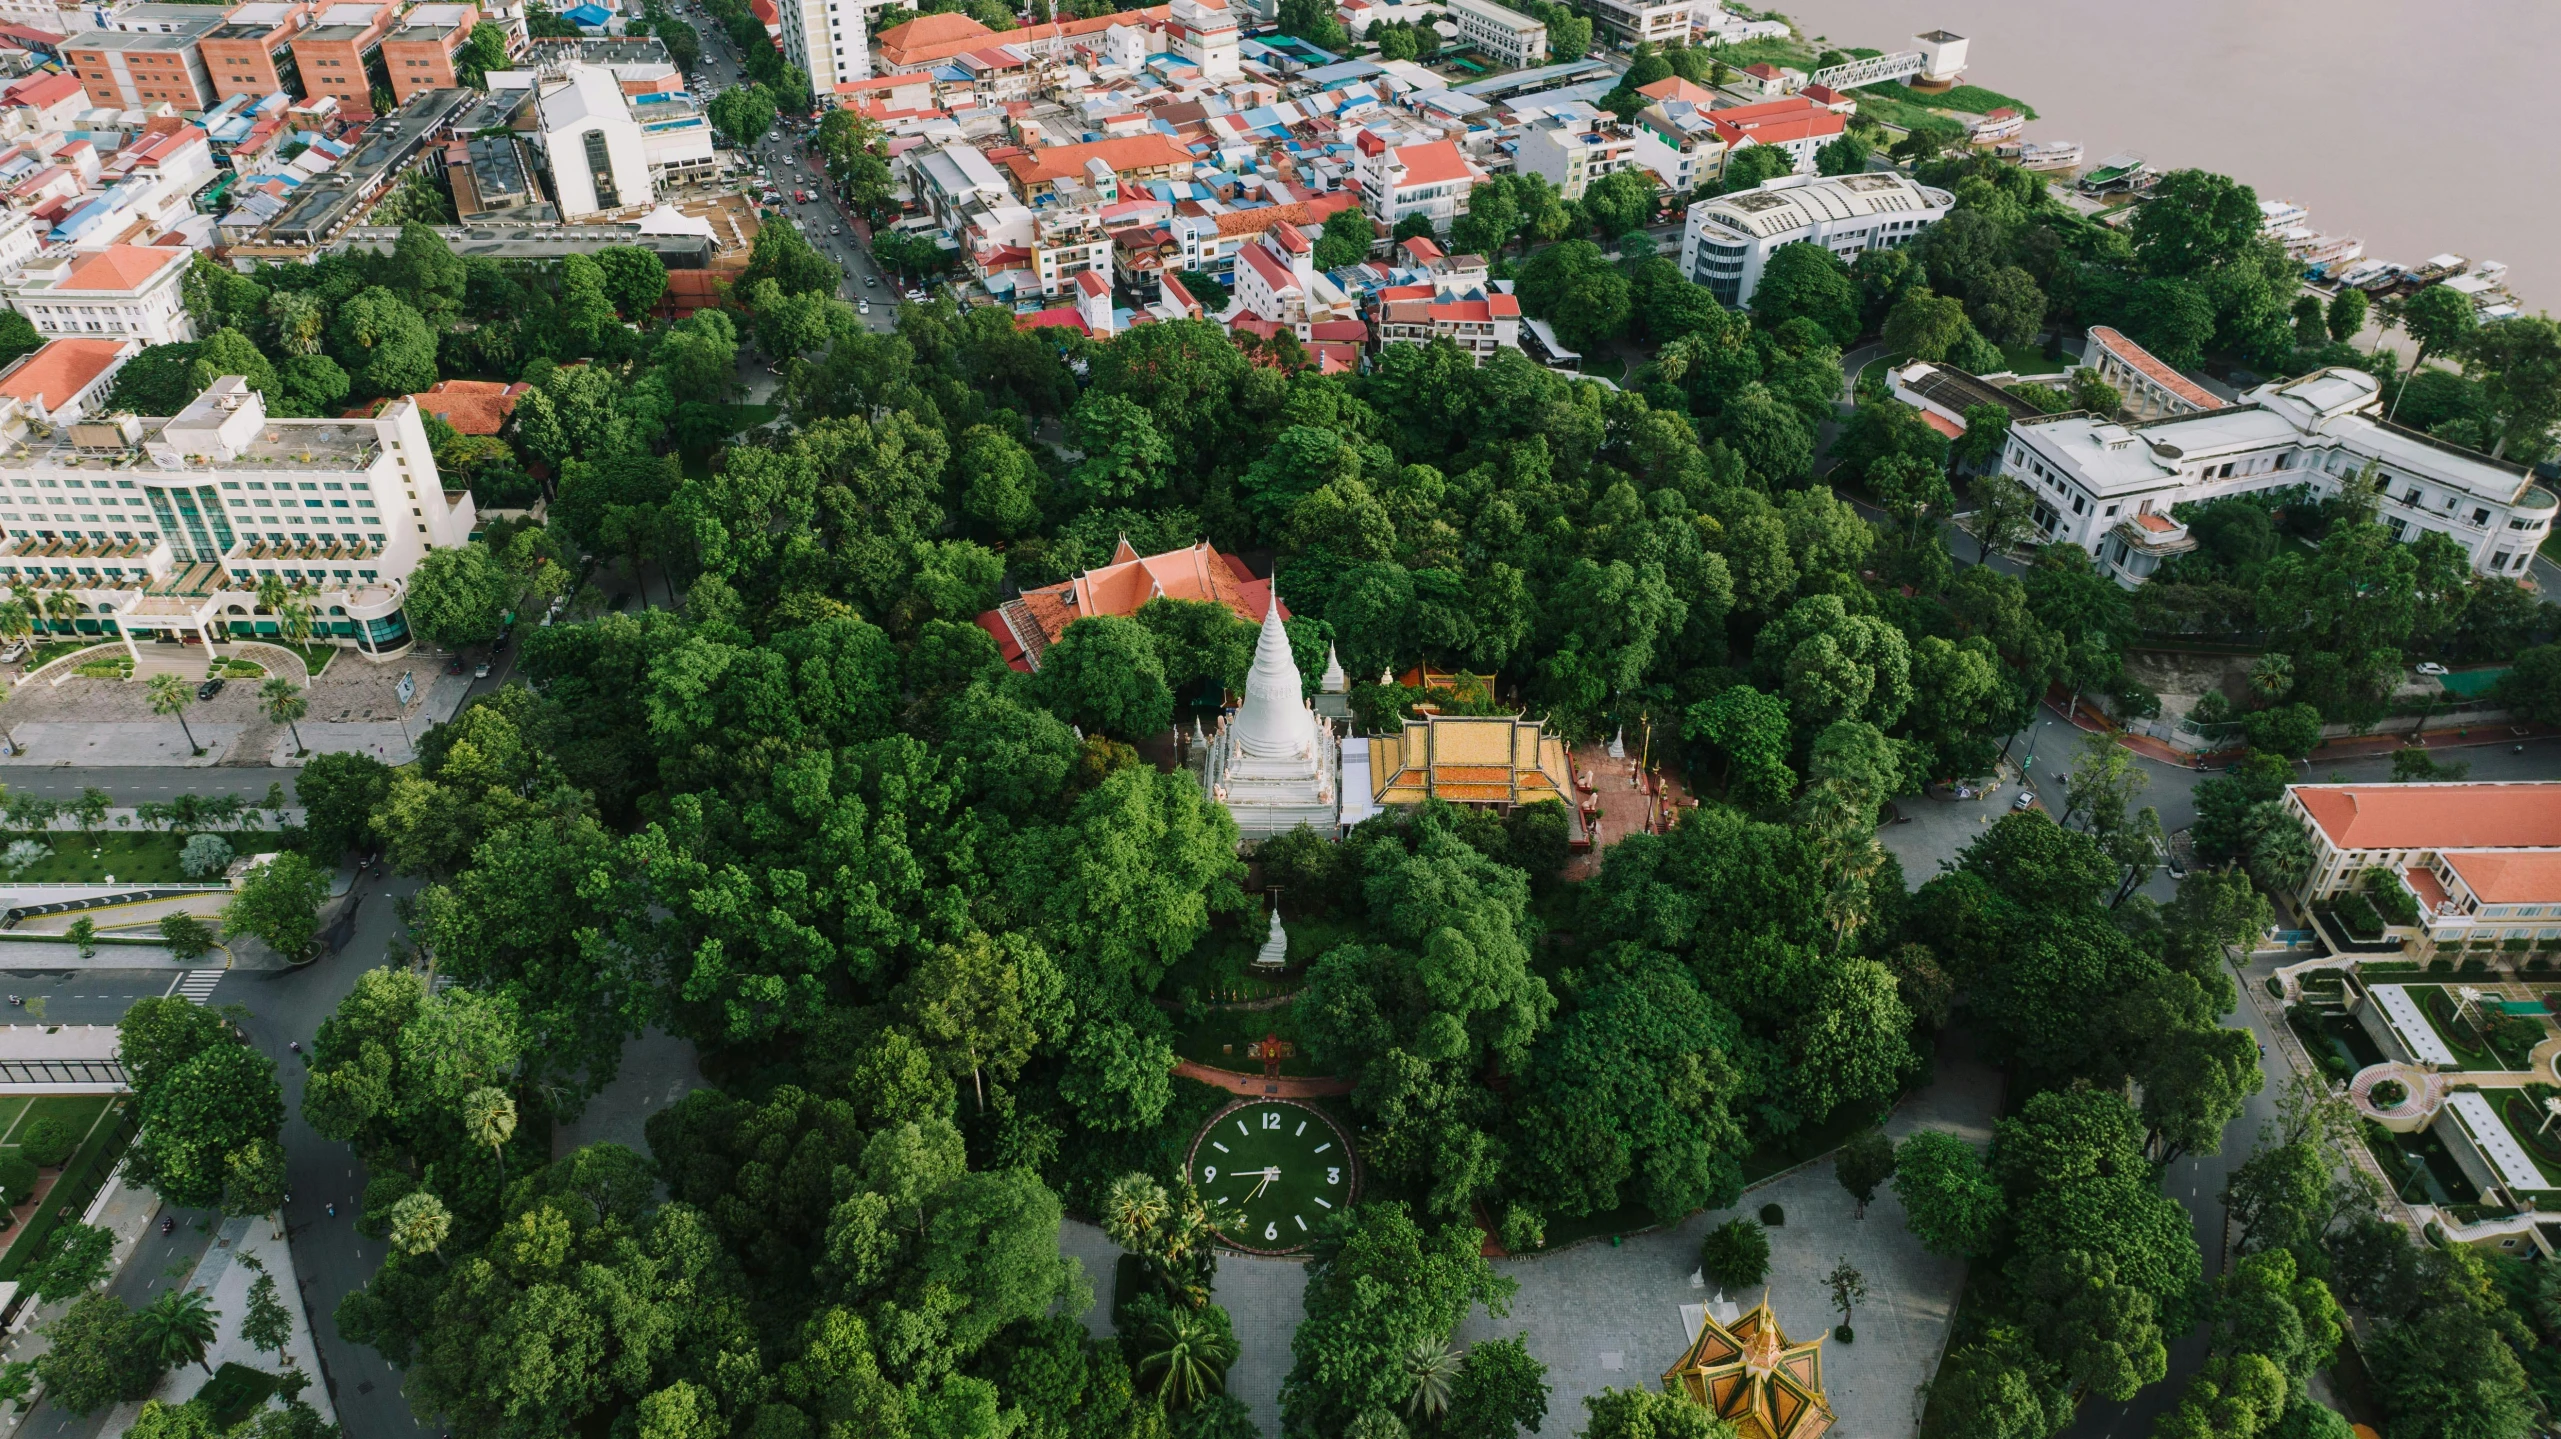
1628,94 -> 1725,194
1353,130 -> 1481,232
1585,0 -> 1692,45
0,378 -> 477,658
2002,368 -> 2561,585
1165,0 -> 1240,78
1446,0 -> 1547,67
1913,28 -> 1967,83
1513,111 -> 1636,201
1202,596 -> 1341,841
1678,171 -> 1948,307
3,247 -> 195,347
0,211 -> 47,288
779,0 -> 915,91
535,64 -> 652,218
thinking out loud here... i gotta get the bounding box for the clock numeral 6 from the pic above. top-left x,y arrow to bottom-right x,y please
1264,1222 -> 1279,1241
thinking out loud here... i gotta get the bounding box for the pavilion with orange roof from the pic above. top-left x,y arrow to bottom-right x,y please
1661,1294 -> 1836,1439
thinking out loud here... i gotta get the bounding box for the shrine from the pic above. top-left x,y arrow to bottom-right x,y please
1660,1295 -> 1836,1439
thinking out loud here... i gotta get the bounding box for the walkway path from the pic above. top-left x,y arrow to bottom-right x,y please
1171,1060 -> 1352,1098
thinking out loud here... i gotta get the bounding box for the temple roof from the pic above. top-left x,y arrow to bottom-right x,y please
1662,1297 -> 1835,1439
1365,712 -> 1572,810
974,538 -> 1279,672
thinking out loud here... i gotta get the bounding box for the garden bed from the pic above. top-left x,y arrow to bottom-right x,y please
0,830 -> 269,885
0,1098 -> 130,1279
2414,984 -> 2542,1070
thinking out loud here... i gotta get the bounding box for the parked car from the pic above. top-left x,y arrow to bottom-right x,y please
474,661 -> 490,679
904,288 -> 927,302
196,678 -> 224,700
2012,789 -> 2037,811
0,640 -> 25,664
2416,662 -> 2450,677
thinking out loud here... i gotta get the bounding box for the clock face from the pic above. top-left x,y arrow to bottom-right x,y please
1186,1099 -> 1358,1254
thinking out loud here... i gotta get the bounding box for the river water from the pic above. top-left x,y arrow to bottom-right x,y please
1773,0 -> 2561,308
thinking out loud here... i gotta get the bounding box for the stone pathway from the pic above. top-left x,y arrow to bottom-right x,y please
1171,1061 -> 1353,1098
1114,1030 -> 2003,1437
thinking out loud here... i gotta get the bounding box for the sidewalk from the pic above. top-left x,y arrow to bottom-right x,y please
2051,696 -> 2554,768
0,1165 -> 164,1432
120,1218 -> 337,1434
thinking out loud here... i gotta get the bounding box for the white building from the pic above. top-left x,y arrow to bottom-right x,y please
2084,325 -> 2226,422
2003,367 -> 2560,587
1627,79 -> 1726,194
1229,221 -> 1360,339
1446,0 -> 1547,68
777,0 -> 915,90
1201,596 -> 1341,841
0,377 -> 476,659
1164,0 -> 1240,78
1512,109 -> 1636,201
1912,28 -> 1967,84
1678,171 -> 1948,307
1353,128 -> 1481,233
3,246 -> 195,347
1584,0 -> 1692,46
0,338 -> 138,427
533,64 -> 652,218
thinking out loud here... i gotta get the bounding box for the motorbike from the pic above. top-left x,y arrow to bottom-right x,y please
288,1041 -> 301,1054
160,1217 -> 174,1235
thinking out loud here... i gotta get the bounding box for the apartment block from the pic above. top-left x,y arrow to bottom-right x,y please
0,377 -> 474,658
4,246 -> 195,346
65,16 -> 223,111
2003,367 -> 2561,586
1679,170 -> 1947,306
1446,0 -> 1547,67
381,3 -> 477,102
288,2 -> 398,111
201,2 -> 312,103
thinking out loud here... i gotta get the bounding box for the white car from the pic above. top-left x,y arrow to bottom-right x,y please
2011,789 -> 2037,811
2416,662 -> 2450,677
904,288 -> 927,302
857,300 -> 871,315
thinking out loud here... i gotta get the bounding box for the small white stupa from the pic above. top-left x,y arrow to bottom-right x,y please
1202,596 -> 1342,840
1320,643 -> 1348,694
1254,904 -> 1289,968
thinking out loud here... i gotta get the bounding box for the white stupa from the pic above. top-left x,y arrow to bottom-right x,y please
1202,596 -> 1341,841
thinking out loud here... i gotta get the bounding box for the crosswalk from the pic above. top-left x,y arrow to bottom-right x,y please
170,969 -> 224,1003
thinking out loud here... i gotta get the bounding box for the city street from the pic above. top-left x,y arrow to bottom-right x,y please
684,10 -> 903,330
0,833 -> 430,1439
18,1199 -> 224,1439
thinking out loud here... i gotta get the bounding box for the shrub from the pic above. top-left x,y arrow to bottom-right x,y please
0,1154 -> 36,1205
2369,1080 -> 2408,1109
1699,1218 -> 1771,1291
2329,892 -> 2383,940
18,1115 -> 75,1167
1758,1202 -> 1785,1227
0,839 -> 46,875
178,833 -> 234,880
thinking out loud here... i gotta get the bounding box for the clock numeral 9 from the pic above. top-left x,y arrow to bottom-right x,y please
1202,1166 -> 1217,1183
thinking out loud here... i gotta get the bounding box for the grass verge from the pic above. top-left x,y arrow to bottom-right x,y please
0,1100 -> 133,1280
1931,84 -> 2037,118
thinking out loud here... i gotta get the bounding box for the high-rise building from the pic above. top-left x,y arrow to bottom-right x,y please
776,0 -> 914,94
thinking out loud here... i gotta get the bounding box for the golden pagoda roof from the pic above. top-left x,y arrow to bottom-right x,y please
1661,1296 -> 1835,1439
1363,712 -> 1572,809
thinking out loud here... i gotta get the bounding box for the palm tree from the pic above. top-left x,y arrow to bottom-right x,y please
40,590 -> 77,637
254,572 -> 288,621
144,673 -> 200,755
136,1288 -> 220,1374
259,676 -> 309,755
1402,1338 -> 1462,1422
462,1086 -> 517,1181
1136,1306 -> 1235,1410
0,598 -> 31,652
279,587 -> 317,653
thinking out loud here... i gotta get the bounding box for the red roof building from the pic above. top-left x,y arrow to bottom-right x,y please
976,538 -> 1282,671
2286,783 -> 2561,950
0,337 -> 136,425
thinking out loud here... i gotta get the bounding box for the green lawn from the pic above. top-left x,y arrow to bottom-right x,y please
0,1099 -> 131,1277
1,1095 -> 111,1148
1999,344 -> 2071,376
1186,1100 -> 1353,1251
1580,357 -> 1629,381
0,830 -> 274,884
1706,35 -> 1816,71
1931,84 -> 2038,118
0,1098 -> 33,1144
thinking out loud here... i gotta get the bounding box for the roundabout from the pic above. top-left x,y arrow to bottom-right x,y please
1185,1098 -> 1358,1255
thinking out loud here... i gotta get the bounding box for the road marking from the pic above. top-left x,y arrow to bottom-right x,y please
174,970 -> 223,1003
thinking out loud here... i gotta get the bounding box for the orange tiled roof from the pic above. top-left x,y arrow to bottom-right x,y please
2441,851 -> 2561,905
2403,865 -> 2451,911
409,378 -> 529,436
2295,783 -> 2561,851
2087,325 -> 2226,411
2131,511 -> 2179,534
1637,75 -> 1716,105
1000,132 -> 1195,187
59,245 -> 186,294
974,539 -> 1279,671
1383,138 -> 1472,188
0,338 -> 127,410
